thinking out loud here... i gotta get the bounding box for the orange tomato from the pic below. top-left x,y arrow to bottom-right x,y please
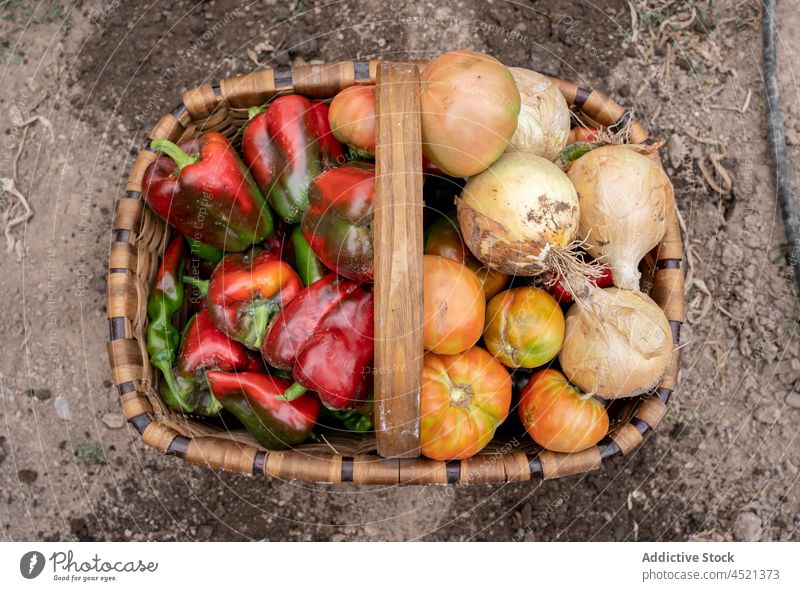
518,369 -> 609,453
423,255 -> 485,354
420,50 -> 520,177
329,85 -> 376,153
483,287 -> 564,368
420,346 -> 512,460
425,213 -> 510,300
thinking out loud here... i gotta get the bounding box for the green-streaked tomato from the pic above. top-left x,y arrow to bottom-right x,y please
483,287 -> 564,368
518,368 -> 608,453
420,346 -> 512,461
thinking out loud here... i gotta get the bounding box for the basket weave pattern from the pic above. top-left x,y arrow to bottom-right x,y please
106,60 -> 685,485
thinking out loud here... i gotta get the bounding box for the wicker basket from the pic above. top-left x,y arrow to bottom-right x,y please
106,59 -> 684,485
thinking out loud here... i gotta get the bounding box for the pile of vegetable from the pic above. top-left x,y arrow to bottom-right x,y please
143,49 -> 675,459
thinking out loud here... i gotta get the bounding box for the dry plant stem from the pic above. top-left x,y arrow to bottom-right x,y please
698,154 -> 733,195
2,115 -> 54,252
684,131 -> 733,195
709,88 -> 752,114
628,1 -> 639,44
318,433 -> 341,455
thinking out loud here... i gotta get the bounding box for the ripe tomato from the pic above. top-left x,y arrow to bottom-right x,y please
420,50 -> 520,177
483,287 -> 564,368
420,346 -> 512,460
518,369 -> 608,453
329,85 -> 376,154
423,254 -> 485,355
425,213 -> 510,300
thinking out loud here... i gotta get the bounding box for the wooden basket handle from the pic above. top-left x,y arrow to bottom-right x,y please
373,62 -> 424,458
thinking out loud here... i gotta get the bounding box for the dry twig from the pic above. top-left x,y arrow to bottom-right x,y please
1,114 -> 54,256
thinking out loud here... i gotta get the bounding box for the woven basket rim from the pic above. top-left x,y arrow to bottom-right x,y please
105,59 -> 685,485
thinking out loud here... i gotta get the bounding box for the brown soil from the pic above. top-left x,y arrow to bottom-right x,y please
1,0 -> 798,542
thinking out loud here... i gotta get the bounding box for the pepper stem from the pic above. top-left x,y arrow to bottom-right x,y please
248,105 -> 266,120
182,275 -> 209,296
150,139 -> 199,171
242,300 -> 276,350
278,382 -> 308,401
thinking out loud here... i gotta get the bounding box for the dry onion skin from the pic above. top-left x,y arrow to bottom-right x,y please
506,68 -> 570,161
567,145 -> 675,291
457,151 -> 579,276
558,287 -> 673,399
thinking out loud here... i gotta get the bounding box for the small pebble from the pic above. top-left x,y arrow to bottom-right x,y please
666,134 -> 686,169
754,404 -> 780,424
363,523 -> 380,538
786,391 -> 800,410
101,412 -> 126,430
733,512 -> 762,541
54,397 -> 71,421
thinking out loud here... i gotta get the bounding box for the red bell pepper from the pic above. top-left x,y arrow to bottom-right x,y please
264,276 -> 374,411
242,96 -> 344,224
207,371 -> 320,449
206,249 -> 302,350
262,273 -> 361,370
168,310 -> 262,415
143,131 -> 273,251
301,161 -> 375,283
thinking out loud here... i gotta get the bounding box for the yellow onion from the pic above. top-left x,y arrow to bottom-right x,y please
559,287 -> 672,399
506,68 -> 570,161
568,145 -> 674,290
420,50 -> 520,177
456,151 -> 579,276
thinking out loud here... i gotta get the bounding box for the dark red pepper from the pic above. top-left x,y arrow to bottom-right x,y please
169,310 -> 262,415
540,266 -> 614,303
242,96 -> 344,223
143,131 -> 273,251
207,371 -> 320,449
264,275 -> 374,411
206,249 -> 302,350
261,218 -> 295,264
262,273 -> 361,370
301,161 -> 375,283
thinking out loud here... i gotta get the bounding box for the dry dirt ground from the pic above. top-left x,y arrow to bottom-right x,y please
1,0 -> 799,542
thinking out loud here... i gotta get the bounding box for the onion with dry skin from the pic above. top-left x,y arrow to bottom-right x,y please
506,68 -> 570,161
558,286 -> 673,399
568,145 -> 675,291
456,151 -> 580,276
